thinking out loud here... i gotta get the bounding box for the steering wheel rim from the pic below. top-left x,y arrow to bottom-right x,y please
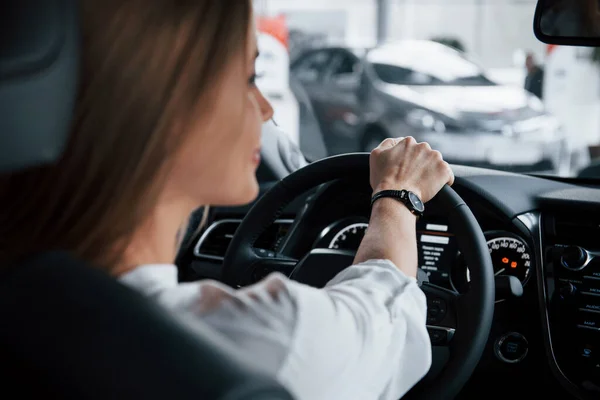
223,153 -> 494,399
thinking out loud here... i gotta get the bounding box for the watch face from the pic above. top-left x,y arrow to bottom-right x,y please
408,191 -> 425,213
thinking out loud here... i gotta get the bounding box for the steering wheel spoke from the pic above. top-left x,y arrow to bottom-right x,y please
288,248 -> 355,288
421,282 -> 459,346
245,250 -> 299,284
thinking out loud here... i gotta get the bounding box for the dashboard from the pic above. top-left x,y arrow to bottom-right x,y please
179,162 -> 600,400
313,215 -> 532,297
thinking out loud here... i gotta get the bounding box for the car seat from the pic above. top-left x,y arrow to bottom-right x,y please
0,1 -> 293,399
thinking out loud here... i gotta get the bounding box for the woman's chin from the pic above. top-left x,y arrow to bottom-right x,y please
219,179 -> 259,207
239,182 -> 260,205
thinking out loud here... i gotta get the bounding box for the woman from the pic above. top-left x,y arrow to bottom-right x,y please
0,1 -> 453,399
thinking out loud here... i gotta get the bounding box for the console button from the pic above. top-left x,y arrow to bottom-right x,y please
494,332 -> 528,363
578,344 -> 600,384
585,273 -> 600,281
559,282 -> 577,299
581,305 -> 600,314
578,317 -> 600,329
580,343 -> 596,360
578,325 -> 600,332
586,287 -> 600,295
561,246 -> 589,271
582,291 -> 600,299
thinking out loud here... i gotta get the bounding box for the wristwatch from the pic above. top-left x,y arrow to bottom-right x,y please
370,189 -> 425,218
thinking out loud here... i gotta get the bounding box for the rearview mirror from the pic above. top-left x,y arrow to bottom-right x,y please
534,0 -> 600,46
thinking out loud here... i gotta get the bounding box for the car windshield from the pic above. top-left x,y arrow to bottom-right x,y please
255,0 -> 600,179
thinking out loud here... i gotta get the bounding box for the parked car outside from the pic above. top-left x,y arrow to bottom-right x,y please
290,39 -> 587,174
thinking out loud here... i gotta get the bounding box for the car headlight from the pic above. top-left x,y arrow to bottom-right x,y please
527,95 -> 544,112
405,109 -> 446,133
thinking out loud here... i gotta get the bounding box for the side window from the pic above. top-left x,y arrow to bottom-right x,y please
329,53 -> 360,77
372,63 -> 439,85
291,51 -> 332,82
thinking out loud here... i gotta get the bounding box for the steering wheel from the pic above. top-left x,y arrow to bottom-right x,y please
223,153 -> 494,399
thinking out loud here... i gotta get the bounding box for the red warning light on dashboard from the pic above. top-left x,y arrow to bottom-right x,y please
502,257 -> 509,264
511,261 -> 518,269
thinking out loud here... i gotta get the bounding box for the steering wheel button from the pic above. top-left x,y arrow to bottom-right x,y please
427,328 -> 447,345
428,298 -> 444,306
427,314 -> 444,325
428,298 -> 447,311
439,303 -> 447,314
427,298 -> 447,324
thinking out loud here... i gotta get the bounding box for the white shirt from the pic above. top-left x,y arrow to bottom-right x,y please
119,259 -> 432,400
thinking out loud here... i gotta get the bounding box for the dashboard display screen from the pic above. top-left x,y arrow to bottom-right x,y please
320,216 -> 457,288
416,218 -> 456,286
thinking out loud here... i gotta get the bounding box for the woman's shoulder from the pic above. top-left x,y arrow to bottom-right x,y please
120,264 -> 296,315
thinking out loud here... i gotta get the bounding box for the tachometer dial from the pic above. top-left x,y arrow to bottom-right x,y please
328,223 -> 368,250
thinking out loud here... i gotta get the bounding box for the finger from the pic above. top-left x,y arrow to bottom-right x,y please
431,150 -> 443,160
445,163 -> 455,186
377,137 -> 404,150
403,136 -> 416,144
416,141 -> 432,154
376,138 -> 395,150
390,136 -> 414,153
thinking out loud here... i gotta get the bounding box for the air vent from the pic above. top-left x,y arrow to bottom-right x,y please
547,214 -> 600,239
194,219 -> 241,260
194,219 -> 294,261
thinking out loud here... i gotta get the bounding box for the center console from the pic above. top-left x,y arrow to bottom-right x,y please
542,213 -> 600,396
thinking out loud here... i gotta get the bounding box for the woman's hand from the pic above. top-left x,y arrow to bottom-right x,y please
355,137 -> 454,276
369,136 -> 454,202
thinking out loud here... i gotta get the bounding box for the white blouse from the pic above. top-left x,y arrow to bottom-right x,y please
119,259 -> 432,400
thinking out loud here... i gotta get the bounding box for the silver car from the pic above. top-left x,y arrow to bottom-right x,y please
291,40 -> 586,174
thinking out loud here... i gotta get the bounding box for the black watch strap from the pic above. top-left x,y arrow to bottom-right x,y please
371,189 -> 424,217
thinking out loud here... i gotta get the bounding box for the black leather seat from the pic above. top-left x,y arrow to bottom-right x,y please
0,252 -> 293,399
0,1 -> 293,398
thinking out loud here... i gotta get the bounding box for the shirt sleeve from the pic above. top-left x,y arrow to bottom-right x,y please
198,259 -> 432,400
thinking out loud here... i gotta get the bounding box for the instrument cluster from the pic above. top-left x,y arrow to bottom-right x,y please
314,216 -> 533,298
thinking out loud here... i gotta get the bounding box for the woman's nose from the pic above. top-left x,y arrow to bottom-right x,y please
255,88 -> 274,122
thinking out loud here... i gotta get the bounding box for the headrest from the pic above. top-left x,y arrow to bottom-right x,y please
0,0 -> 79,172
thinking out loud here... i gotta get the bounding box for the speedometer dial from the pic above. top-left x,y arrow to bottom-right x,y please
450,231 -> 533,294
328,223 -> 368,250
